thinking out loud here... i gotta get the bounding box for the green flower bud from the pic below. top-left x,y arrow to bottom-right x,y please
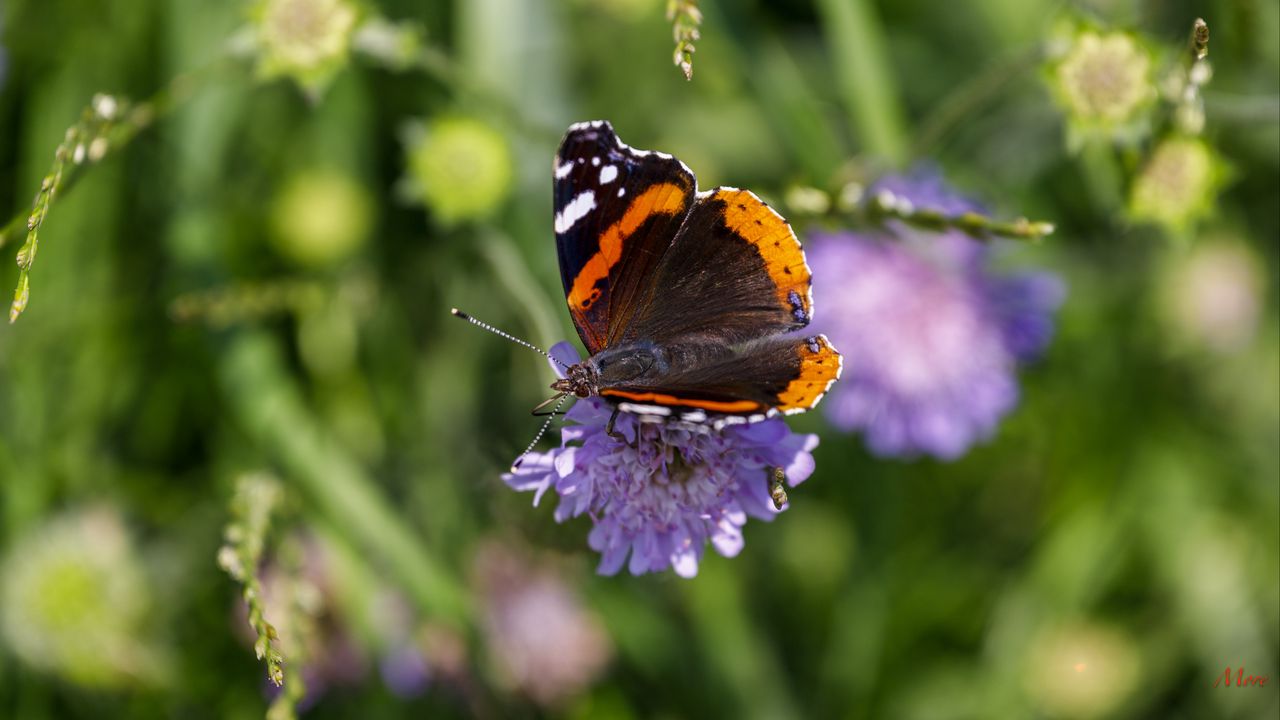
1129,137 -> 1222,232
252,0 -> 360,96
405,117 -> 513,226
1,508 -> 162,688
270,170 -> 373,268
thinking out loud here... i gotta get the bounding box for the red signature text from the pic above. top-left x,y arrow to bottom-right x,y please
1213,667 -> 1269,688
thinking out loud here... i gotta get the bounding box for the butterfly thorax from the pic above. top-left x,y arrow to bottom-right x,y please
552,343 -> 672,398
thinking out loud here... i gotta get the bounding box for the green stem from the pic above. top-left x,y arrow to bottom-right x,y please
681,560 -> 801,720
220,331 -> 472,629
865,187 -> 1055,242
480,231 -> 564,348
217,474 -> 288,687
2,55 -> 244,322
816,0 -> 909,164
1174,18 -> 1211,135
666,0 -> 703,80
912,44 -> 1046,158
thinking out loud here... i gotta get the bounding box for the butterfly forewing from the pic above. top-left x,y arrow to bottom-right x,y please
619,187 -> 813,348
553,121 -> 696,354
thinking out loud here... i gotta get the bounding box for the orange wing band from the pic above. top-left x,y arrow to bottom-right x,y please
715,189 -> 812,323
566,182 -> 688,312
776,335 -> 843,414
599,389 -> 764,414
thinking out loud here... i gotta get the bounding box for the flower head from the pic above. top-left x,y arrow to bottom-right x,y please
474,543 -> 611,706
252,0 -> 360,96
504,343 -> 819,577
1159,238 -> 1264,355
1,507 -> 164,688
1129,136 -> 1224,232
1049,29 -> 1156,145
403,116 -> 513,226
270,170 -> 373,268
808,171 -> 1064,460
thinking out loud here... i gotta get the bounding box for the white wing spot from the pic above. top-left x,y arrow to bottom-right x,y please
554,191 -> 596,234
617,187 -> 626,197
591,156 -> 601,167
619,403 -> 672,417
599,165 -> 618,184
554,159 -> 574,179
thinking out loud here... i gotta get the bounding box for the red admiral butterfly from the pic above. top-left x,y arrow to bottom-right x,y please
457,121 -> 841,437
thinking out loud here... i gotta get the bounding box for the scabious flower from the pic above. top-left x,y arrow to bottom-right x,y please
1129,136 -> 1224,233
504,343 -> 819,578
251,0 -> 360,96
1,507 -> 164,688
1158,238 -> 1264,355
1048,28 -> 1156,146
270,169 -> 373,269
807,172 -> 1064,460
403,116 -> 513,226
474,543 -> 611,707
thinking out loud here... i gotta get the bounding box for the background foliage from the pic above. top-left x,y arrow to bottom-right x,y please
0,0 -> 1276,718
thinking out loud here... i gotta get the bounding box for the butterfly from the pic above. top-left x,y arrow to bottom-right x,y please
545,120 -> 841,436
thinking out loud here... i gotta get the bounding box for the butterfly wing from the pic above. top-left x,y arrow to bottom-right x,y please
553,121 -> 696,354
599,187 -> 840,418
598,335 -> 842,422
616,187 -> 814,348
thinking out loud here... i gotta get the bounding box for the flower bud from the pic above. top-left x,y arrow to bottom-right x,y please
404,117 -> 513,225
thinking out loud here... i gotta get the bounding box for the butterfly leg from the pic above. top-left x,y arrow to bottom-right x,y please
531,392 -> 568,416
605,406 -> 628,445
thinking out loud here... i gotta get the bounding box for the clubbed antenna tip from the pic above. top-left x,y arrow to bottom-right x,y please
450,307 -> 569,369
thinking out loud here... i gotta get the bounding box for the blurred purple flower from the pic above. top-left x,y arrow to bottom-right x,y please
808,171 -> 1064,460
379,644 -> 431,698
503,343 -> 819,578
475,544 -> 611,707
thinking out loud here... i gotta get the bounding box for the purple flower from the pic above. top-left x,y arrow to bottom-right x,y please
808,171 -> 1064,460
503,343 -> 819,578
379,644 -> 431,698
474,543 -> 611,707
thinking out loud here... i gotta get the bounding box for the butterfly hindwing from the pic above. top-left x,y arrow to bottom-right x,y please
598,335 -> 842,419
553,121 -> 696,354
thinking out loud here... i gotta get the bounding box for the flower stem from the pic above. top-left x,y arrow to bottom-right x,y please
2,57 -> 241,323
220,331 -> 472,629
1174,19 -> 1212,135
866,188 -> 1055,242
217,473 -> 289,688
816,0 -> 909,164
667,0 -> 703,81
912,44 -> 1047,158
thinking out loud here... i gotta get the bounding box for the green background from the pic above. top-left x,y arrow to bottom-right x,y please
0,0 -> 1276,718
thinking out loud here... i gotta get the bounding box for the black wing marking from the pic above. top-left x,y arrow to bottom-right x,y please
553,121 -> 696,354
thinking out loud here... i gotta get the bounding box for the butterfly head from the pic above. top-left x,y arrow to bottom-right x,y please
551,361 -> 599,399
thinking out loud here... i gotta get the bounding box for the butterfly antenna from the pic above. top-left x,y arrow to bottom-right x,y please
450,308 -> 569,370
511,393 -> 569,470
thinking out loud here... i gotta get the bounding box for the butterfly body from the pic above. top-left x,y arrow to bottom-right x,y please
551,121 -> 841,427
